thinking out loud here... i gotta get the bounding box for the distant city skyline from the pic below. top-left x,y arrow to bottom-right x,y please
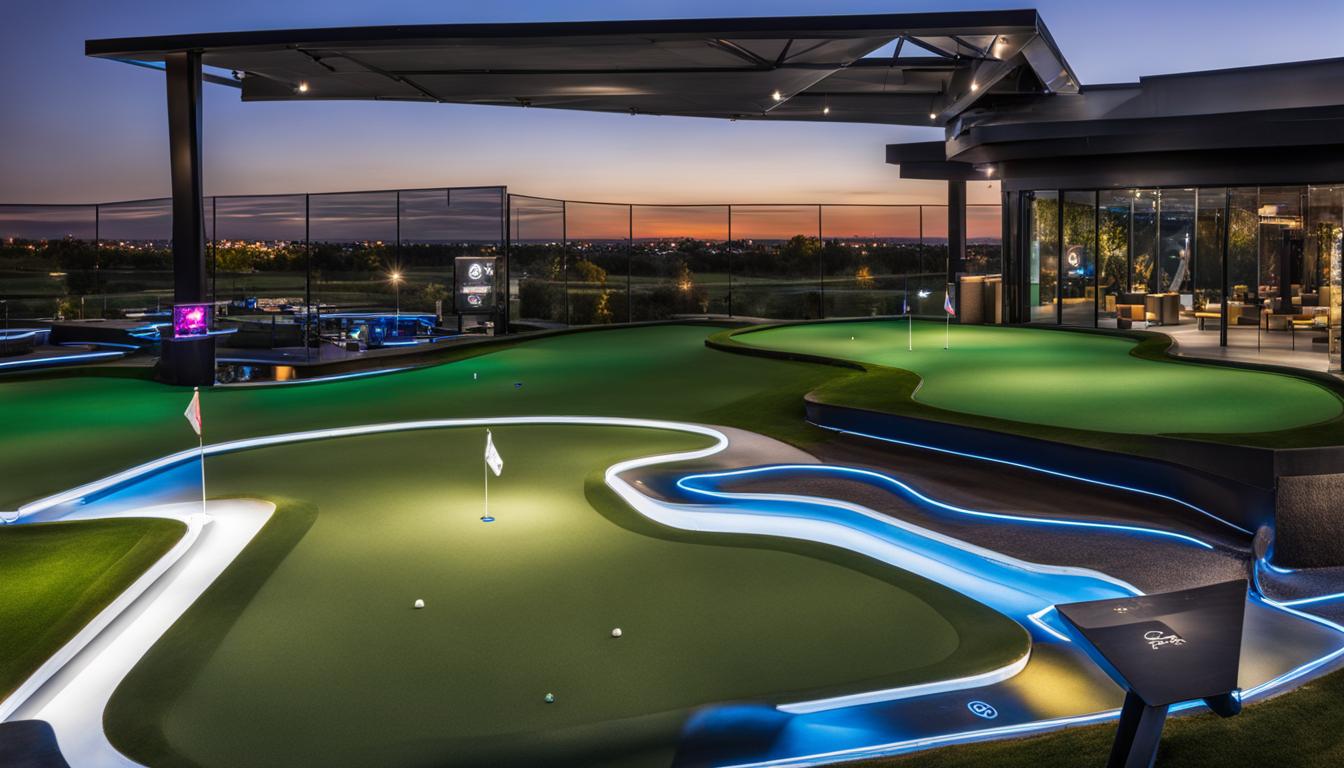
3,0 -> 1342,206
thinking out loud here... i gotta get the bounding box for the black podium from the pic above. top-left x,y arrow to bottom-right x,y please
156,334 -> 216,387
1057,579 -> 1247,768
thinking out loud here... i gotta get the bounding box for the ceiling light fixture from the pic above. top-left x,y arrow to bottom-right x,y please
296,81 -> 309,94
771,90 -> 783,102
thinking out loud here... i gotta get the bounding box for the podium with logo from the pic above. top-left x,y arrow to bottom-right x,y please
455,256 -> 498,333
1057,579 -> 1247,768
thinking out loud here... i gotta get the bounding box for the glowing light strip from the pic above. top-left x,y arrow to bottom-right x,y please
680,464 -> 1215,550
776,651 -> 1031,715
1280,592 -> 1344,607
0,513 -> 205,721
0,330 -> 38,340
0,351 -> 124,370
811,422 -> 1253,536
1027,605 -> 1073,643
218,366 -> 413,387
58,341 -> 141,350
14,417 -> 729,521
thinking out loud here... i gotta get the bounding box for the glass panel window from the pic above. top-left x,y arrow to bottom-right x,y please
1028,191 -> 1059,323
821,205 -> 920,317
565,202 -> 630,326
1258,186 -> 1305,313
1307,186 -> 1343,367
1227,188 -> 1260,327
508,196 -> 566,326
1131,189 -> 1157,292
1097,190 -> 1133,327
1157,189 -> 1196,311
0,204 -> 97,320
630,205 -> 729,321
730,205 -> 821,320
1194,189 -> 1227,316
1061,191 -> 1096,326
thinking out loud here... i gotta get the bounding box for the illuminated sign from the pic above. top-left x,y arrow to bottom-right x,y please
173,303 -> 212,338
967,701 -> 998,719
455,257 -> 496,313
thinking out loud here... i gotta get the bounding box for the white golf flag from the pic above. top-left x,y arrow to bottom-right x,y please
484,429 -> 503,477
184,388 -> 202,436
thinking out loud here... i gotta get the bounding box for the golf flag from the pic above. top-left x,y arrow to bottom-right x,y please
903,295 -> 910,315
484,429 -> 503,477
944,291 -> 956,317
184,388 -> 202,436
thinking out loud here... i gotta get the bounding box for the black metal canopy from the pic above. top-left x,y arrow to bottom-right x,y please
84,10 -> 1077,126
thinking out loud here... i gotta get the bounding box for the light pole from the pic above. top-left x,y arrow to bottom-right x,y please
389,270 -> 403,329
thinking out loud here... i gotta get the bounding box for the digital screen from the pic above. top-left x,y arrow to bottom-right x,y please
173,303 -> 212,338
455,257 -> 496,313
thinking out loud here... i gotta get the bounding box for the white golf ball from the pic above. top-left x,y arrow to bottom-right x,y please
611,627 -> 623,638
544,693 -> 555,703
413,599 -> 425,609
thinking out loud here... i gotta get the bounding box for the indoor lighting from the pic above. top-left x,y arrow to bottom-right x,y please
929,112 -> 937,120
970,81 -> 979,92
297,81 -> 309,93
823,106 -> 830,115
771,90 -> 783,101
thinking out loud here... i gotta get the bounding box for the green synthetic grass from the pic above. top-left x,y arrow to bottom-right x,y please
734,321 -> 1343,436
862,665 -> 1344,768
104,425 -> 1027,768
0,517 -> 186,701
0,325 -> 844,510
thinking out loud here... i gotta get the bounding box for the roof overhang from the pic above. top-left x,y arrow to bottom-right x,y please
85,10 -> 1077,127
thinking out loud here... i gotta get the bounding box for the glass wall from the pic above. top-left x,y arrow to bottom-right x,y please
97,198 -> 173,319
821,206 -> 920,317
565,202 -> 629,325
508,195 -> 566,326
1,190 -> 999,338
630,205 -> 728,321
730,205 -> 821,319
0,205 -> 97,320
1018,184 -> 1343,368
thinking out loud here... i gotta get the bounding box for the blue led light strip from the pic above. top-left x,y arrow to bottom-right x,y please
0,351 -> 124,370
678,464 -> 1216,550
811,421 -> 1254,537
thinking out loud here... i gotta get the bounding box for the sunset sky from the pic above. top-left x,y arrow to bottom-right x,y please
3,0 -> 1342,209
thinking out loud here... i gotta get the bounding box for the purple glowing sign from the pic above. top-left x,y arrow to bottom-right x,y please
173,303 -> 211,338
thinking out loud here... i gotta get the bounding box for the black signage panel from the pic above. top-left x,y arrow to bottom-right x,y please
455,256 -> 496,314
1057,579 -> 1246,707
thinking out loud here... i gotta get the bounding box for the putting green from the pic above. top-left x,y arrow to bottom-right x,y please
735,321 -> 1343,435
105,425 -> 1027,768
0,518 -> 185,702
0,325 -> 841,510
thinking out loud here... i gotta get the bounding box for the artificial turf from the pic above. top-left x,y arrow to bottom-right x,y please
0,325 -> 844,510
733,320 -> 1343,435
0,517 -> 185,702
104,425 -> 1027,768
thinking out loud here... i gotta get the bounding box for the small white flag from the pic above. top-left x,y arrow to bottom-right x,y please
484,429 -> 503,477
184,388 -> 202,436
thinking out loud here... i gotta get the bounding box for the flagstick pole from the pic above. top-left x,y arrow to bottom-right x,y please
483,451 -> 488,521
196,387 -> 206,515
945,313 -> 950,350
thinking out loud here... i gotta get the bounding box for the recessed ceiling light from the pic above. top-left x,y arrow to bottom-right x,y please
297,81 -> 309,93
970,82 -> 979,92
771,90 -> 783,101
929,112 -> 937,120
823,106 -> 830,115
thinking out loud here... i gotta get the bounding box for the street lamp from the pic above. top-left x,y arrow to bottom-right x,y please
389,271 -> 403,323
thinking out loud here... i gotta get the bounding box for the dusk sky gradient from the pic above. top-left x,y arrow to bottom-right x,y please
3,0 -> 1342,206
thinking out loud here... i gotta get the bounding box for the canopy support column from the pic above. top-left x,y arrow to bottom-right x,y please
166,51 -> 206,305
